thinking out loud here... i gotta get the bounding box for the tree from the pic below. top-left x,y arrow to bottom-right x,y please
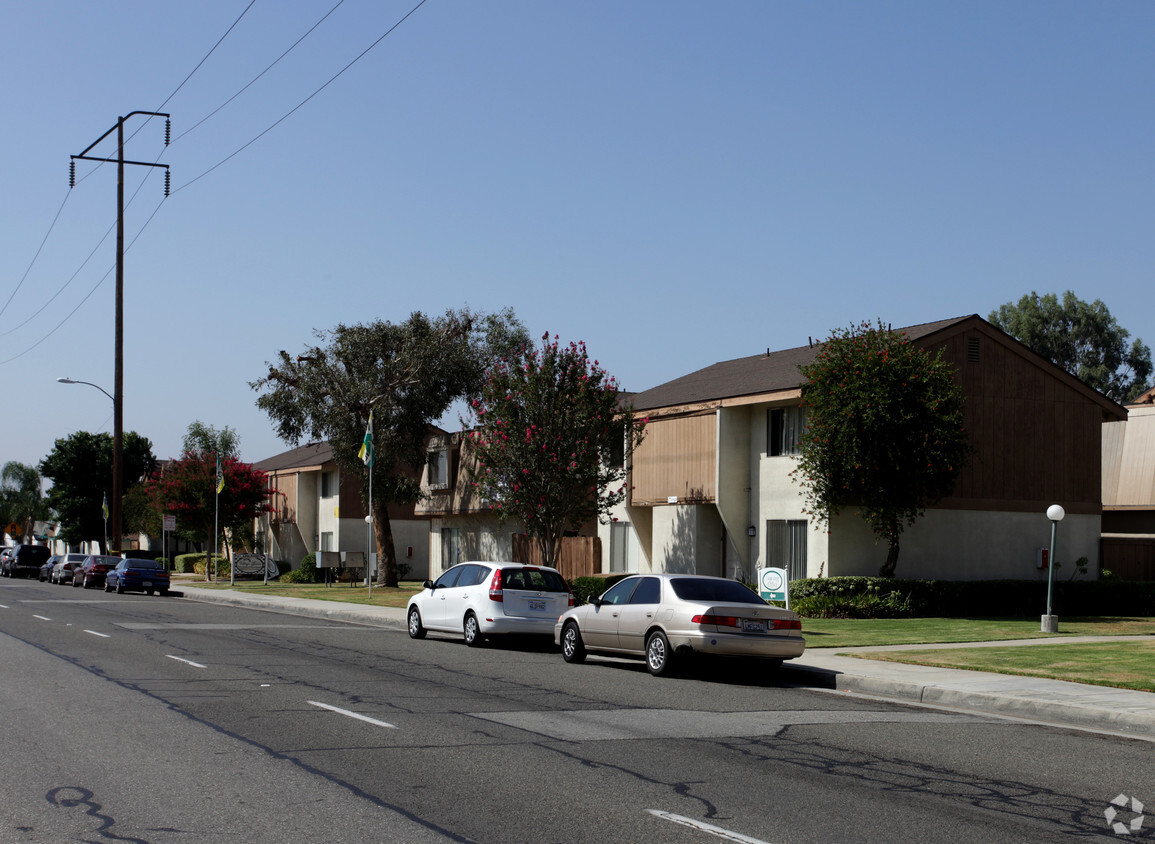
1,462 -> 50,541
990,291 -> 1152,403
251,307 -> 527,587
793,320 -> 972,578
465,333 -> 646,567
40,431 -> 157,552
148,444 -> 270,579
182,421 -> 240,459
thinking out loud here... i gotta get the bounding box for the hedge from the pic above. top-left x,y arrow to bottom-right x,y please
786,576 -> 1155,618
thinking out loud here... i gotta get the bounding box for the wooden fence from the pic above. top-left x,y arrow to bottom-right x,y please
512,534 -> 601,580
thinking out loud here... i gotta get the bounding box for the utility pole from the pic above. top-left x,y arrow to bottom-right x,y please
72,112 -> 170,553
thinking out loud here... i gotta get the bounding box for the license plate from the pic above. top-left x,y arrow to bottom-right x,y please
742,619 -> 767,634
142,581 -> 152,588
528,599 -> 546,611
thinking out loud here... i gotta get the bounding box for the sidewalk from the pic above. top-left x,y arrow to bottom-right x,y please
175,584 -> 1155,741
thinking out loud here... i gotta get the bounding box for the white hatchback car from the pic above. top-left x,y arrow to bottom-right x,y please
406,562 -> 573,647
555,573 -> 805,676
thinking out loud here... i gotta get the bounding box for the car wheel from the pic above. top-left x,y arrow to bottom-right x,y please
646,631 -> 675,677
146,589 -> 153,596
83,575 -> 92,589
407,606 -> 426,639
72,577 -> 80,588
561,622 -> 586,664
116,579 -> 125,594
104,579 -> 112,592
463,612 -> 482,647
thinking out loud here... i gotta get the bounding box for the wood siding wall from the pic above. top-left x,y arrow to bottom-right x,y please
931,326 -> 1106,513
1102,537 -> 1155,581
511,534 -> 600,580
631,413 -> 717,505
269,475 -> 298,524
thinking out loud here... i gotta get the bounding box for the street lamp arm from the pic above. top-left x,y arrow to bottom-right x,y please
57,377 -> 113,403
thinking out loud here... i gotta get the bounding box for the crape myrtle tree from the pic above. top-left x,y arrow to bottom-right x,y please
148,423 -> 270,580
792,320 -> 972,578
40,431 -> 156,553
465,332 -> 646,567
2,462 -> 50,542
990,291 -> 1152,403
251,307 -> 527,588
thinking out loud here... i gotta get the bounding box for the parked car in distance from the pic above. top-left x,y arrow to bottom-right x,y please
51,554 -> 89,584
39,555 -> 61,581
406,561 -> 573,646
105,558 -> 170,596
73,555 -> 122,589
0,547 -> 13,575
2,544 -> 52,579
555,574 -> 806,677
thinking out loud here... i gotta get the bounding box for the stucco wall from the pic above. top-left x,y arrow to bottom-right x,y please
826,508 -> 1102,581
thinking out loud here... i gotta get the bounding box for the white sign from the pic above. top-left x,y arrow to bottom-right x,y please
163,515 -> 176,531
757,567 -> 789,605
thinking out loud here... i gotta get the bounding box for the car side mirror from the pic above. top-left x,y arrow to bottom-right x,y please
422,579 -> 434,590
589,596 -> 603,608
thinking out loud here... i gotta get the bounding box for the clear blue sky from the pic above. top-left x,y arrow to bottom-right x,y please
3,1 -> 1152,470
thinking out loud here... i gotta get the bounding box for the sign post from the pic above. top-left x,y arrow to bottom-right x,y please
757,567 -> 789,608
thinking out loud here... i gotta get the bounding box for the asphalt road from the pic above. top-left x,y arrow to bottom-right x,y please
1,577 -> 1149,843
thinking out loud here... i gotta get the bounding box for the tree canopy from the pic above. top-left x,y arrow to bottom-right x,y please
39,431 -> 157,552
148,442 -> 270,577
793,320 -> 972,578
465,333 -> 645,566
2,462 -> 50,541
251,307 -> 527,586
989,291 -> 1152,403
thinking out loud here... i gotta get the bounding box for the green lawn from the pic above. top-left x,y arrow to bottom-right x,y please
176,576 -> 421,608
801,616 -> 1154,648
851,640 -> 1155,693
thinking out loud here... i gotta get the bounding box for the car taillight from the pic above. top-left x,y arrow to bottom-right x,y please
488,569 -> 503,602
693,613 -> 741,628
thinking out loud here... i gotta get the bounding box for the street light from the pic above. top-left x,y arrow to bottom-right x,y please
57,376 -> 121,553
57,377 -> 113,403
1042,504 -> 1065,633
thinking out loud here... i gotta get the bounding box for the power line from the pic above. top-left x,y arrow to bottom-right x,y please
0,191 -> 71,322
174,0 -> 429,193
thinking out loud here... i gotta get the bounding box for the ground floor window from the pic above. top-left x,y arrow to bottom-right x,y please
766,519 -> 807,581
609,522 -> 633,573
320,531 -> 334,552
441,527 -> 460,572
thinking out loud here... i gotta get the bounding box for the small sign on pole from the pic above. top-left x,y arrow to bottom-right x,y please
757,567 -> 789,607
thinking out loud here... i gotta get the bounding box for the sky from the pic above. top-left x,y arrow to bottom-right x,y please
3,1 -> 1153,472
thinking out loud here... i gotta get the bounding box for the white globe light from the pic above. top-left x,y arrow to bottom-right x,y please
1046,504 -> 1065,522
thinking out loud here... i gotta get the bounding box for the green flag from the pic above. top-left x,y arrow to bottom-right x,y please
358,412 -> 374,468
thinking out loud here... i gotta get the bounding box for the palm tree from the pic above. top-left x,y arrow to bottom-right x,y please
2,462 -> 50,542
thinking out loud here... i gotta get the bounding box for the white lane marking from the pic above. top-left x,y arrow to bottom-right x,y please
166,655 -> 207,668
308,700 -> 396,729
85,630 -> 111,638
648,810 -> 775,844
33,615 -> 52,621
0,604 -> 8,609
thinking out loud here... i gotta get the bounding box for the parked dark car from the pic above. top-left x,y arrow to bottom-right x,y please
2,544 -> 52,578
51,554 -> 88,584
39,555 -> 61,581
72,555 -> 122,589
105,558 -> 170,596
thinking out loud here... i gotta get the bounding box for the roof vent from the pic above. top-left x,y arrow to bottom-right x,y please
967,337 -> 981,363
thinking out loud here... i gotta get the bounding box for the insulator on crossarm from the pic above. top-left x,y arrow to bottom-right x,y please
69,160 -> 75,188
164,169 -> 171,197
165,118 -> 171,146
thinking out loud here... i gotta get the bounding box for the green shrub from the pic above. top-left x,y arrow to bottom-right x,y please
282,552 -> 321,584
569,574 -> 630,605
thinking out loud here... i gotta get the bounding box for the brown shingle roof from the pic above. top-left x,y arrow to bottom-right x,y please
253,442 -> 334,473
631,316 -> 974,410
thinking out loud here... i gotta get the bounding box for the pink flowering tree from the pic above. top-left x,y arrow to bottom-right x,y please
465,333 -> 646,567
793,320 -> 972,578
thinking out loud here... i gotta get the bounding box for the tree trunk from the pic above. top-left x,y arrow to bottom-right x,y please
878,535 -> 900,578
372,497 -> 398,588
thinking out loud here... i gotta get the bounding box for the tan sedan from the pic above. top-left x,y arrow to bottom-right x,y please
555,573 -> 805,676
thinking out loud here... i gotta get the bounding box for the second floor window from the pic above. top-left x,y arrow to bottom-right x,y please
427,448 -> 449,488
768,407 -> 804,457
321,470 -> 335,498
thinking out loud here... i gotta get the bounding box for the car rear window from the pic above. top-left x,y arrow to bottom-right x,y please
670,578 -> 766,605
501,568 -> 568,593
126,559 -> 162,569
